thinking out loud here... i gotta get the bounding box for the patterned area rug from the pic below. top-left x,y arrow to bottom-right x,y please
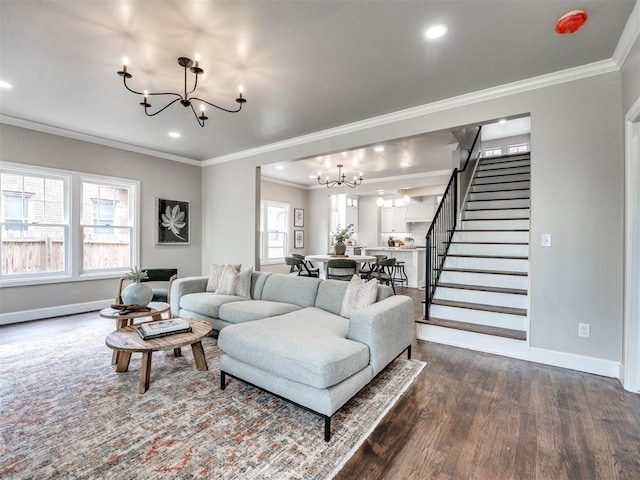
0,319 -> 425,479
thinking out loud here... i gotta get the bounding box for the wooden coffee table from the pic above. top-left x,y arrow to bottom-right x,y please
105,318 -> 213,394
99,301 -> 171,329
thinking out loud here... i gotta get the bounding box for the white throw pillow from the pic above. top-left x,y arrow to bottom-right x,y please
206,263 -> 240,292
215,265 -> 253,297
339,274 -> 378,319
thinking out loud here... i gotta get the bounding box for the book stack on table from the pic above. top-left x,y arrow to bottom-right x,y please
137,318 -> 192,340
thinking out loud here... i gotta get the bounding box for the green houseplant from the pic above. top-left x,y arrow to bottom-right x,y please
332,224 -> 354,255
121,266 -> 153,306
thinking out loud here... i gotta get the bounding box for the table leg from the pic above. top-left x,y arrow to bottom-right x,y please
139,351 -> 152,394
151,312 -> 163,321
191,341 -> 208,371
174,348 -> 182,357
115,350 -> 131,372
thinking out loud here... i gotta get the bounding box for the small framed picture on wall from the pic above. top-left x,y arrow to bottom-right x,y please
157,198 -> 190,244
294,208 -> 304,227
294,230 -> 304,249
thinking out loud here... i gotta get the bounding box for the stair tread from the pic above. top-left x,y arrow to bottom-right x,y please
450,241 -> 529,245
463,218 -> 530,221
437,282 -> 527,295
465,207 -> 529,211
479,164 -> 530,172
476,172 -> 530,179
440,267 -> 528,276
470,187 -> 531,194
419,317 -> 527,341
447,253 -> 528,260
473,180 -> 530,187
467,196 -> 530,202
431,299 -> 527,316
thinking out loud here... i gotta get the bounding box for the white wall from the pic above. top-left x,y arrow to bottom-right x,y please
0,125 -> 203,319
202,71 -> 625,365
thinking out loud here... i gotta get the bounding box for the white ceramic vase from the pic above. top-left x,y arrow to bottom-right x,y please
121,282 -> 153,306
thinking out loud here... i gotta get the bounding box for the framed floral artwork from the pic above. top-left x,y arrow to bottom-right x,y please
294,230 -> 304,249
294,208 -> 304,227
157,198 -> 190,244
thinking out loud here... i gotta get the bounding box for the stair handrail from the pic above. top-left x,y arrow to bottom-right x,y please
423,125 -> 481,319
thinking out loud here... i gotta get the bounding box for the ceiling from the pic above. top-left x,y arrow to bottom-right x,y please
0,1 -> 635,167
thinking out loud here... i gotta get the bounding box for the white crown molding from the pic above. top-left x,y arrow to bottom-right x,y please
0,115 -> 201,166
613,0 -> 640,68
261,175 -> 308,189
204,59 -> 619,167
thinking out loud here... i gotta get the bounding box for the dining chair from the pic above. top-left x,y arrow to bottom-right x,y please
326,259 -> 357,281
367,258 -> 396,294
115,268 -> 178,304
285,256 -> 319,277
359,254 -> 387,279
290,253 -> 320,277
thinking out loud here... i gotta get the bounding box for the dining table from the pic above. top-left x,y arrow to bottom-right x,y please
304,254 -> 377,280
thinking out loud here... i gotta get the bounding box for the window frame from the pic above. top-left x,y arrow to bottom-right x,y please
259,200 -> 289,264
0,162 -> 140,287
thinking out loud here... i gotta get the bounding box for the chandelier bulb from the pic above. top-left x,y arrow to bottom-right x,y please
122,57 -> 129,72
194,52 -> 201,66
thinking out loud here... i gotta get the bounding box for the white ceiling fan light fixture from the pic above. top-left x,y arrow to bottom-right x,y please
424,24 -> 448,40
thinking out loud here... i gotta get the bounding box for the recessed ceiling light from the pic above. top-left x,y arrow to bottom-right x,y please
425,24 -> 448,40
499,119 -> 507,125
0,80 -> 13,89
309,174 -> 317,179
400,162 -> 410,168
374,146 -> 385,152
168,131 -> 181,138
275,165 -> 284,170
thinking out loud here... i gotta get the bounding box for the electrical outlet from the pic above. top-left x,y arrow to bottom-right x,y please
541,234 -> 552,247
578,323 -> 590,338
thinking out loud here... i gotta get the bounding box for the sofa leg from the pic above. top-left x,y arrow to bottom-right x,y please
324,416 -> 331,442
220,371 -> 226,390
407,344 -> 412,360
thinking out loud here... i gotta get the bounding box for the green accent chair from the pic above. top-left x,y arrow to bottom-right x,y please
290,253 -> 320,277
368,258 -> 396,294
285,256 -> 319,277
359,254 -> 387,279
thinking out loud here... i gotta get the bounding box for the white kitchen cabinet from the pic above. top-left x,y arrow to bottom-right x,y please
381,207 -> 407,233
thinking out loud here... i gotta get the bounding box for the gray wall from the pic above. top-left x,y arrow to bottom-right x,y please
0,125 -> 203,316
202,71 -> 625,363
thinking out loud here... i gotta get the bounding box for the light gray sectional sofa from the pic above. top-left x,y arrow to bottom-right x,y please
171,271 -> 414,441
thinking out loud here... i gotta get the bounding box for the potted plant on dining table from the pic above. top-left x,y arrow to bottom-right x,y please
332,224 -> 354,256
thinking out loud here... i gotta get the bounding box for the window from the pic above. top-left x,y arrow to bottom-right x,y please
484,147 -> 502,157
1,169 -> 68,278
508,143 -> 530,154
0,162 -> 138,285
81,180 -> 134,271
260,201 -> 288,262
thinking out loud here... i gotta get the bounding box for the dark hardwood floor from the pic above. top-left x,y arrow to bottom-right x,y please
3,290 -> 640,479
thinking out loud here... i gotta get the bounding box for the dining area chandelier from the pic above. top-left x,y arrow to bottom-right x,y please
117,55 -> 246,127
317,165 -> 363,188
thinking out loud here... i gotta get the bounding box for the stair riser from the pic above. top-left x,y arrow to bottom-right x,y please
468,190 -> 530,201
461,219 -> 530,230
434,287 -> 528,309
466,198 -> 530,210
480,155 -> 530,165
464,209 -> 530,220
453,230 -> 530,243
478,160 -> 530,171
474,173 -> 530,184
439,270 -> 529,290
472,181 -> 530,192
444,256 -> 528,272
429,304 -> 528,331
448,243 -> 529,257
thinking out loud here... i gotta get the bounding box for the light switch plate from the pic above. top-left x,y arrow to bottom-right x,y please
541,233 -> 552,247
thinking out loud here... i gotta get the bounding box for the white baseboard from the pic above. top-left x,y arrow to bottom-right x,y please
417,324 -> 622,379
0,299 -> 112,325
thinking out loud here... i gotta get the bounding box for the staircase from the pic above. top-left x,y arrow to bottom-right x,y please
427,153 -> 530,342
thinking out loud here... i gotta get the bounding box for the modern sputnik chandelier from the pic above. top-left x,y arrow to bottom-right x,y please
317,165 -> 363,188
117,55 -> 246,127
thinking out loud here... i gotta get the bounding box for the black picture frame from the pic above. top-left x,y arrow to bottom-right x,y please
157,198 -> 190,244
294,208 -> 304,227
294,230 -> 304,249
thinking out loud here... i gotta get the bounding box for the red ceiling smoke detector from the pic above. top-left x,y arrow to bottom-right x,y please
555,10 -> 588,34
